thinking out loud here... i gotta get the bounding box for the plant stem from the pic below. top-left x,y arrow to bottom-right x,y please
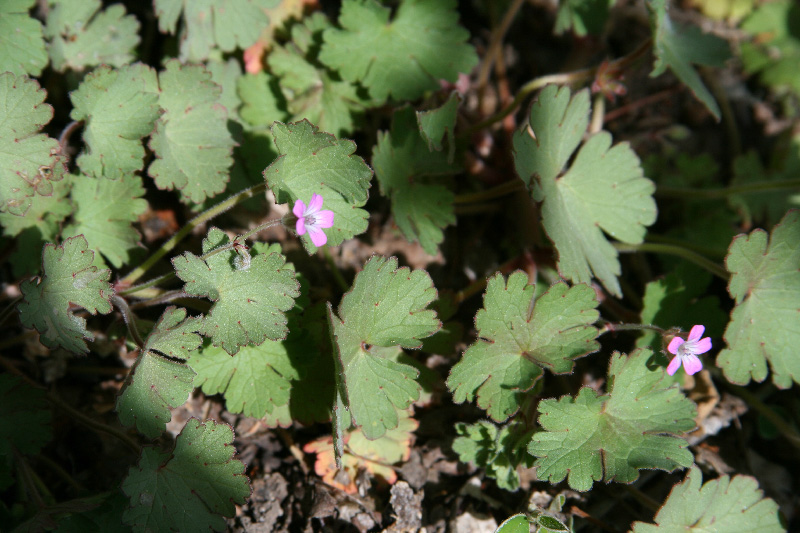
656,179 -> 800,199
0,295 -> 21,326
15,451 -> 49,507
233,217 -> 285,244
58,120 -> 83,155
47,392 -> 141,455
120,183 -> 266,286
324,248 -> 349,292
644,233 -> 727,259
112,295 -> 144,349
129,290 -> 190,310
598,322 -> 666,336
453,179 -> 525,204
118,273 -> 174,297
589,92 -> 605,134
476,0 -> 525,94
719,381 -> 800,450
36,453 -> 85,492
614,242 -> 729,280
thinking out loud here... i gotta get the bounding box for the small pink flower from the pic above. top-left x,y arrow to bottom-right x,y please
666,325 -> 712,376
293,193 -> 334,247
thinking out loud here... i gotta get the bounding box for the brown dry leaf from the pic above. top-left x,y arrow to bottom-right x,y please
303,412 -> 418,493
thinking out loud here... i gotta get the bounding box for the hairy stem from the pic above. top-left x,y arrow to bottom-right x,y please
112,295 -> 145,349
121,183 -> 267,286
47,392 -> 141,455
656,179 -> 800,199
614,242 -> 729,280
598,322 -> 667,336
453,179 -> 525,204
719,381 -> 800,450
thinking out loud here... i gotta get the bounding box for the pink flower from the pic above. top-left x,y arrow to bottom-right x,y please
293,193 -> 334,247
666,325 -> 712,376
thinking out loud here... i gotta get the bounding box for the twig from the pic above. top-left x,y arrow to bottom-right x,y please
112,295 -> 144,350
47,392 -> 141,455
121,183 -> 267,286
614,242 -> 729,280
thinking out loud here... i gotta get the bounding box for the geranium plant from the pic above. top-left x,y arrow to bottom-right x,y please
1,0 -> 797,531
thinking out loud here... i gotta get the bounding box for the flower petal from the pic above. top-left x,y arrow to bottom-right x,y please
293,199 -> 307,218
693,337 -> 712,355
667,337 -> 684,355
315,209 -> 335,229
308,193 -> 324,213
688,325 -> 705,341
296,218 -> 307,235
308,225 -> 327,246
666,355 -> 682,376
683,354 -> 703,375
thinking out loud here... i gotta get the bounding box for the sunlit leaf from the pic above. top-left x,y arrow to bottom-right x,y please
529,348 -> 696,491
448,271 -> 599,422
18,235 -> 113,354
632,466 -> 783,532
328,255 -> 440,439
718,210 -> 800,388
319,0 -> 477,103
513,85 -> 656,296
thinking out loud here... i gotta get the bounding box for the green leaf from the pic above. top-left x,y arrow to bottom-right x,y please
0,0 -> 47,76
62,173 -> 148,268
632,466 -> 784,532
122,418 -> 250,532
513,85 -> 656,297
555,0 -> 613,36
495,514 -> 530,533
268,13 -> 366,137
116,352 -> 196,439
238,72 -> 288,128
636,264 -> 727,351
144,306 -> 204,360
190,342 -> 291,419
648,0 -> 730,119
270,48 -> 363,138
718,210 -> 800,388
206,58 -> 243,126
69,64 -> 160,180
0,175 -> 72,277
190,304 -> 333,426
448,272 -> 599,422
148,61 -> 235,204
173,228 -> 299,355
328,255 -> 440,440
453,421 -> 534,492
529,348 -> 696,492
0,375 -> 52,490
18,235 -> 113,354
372,107 -> 457,254
45,0 -> 139,72
154,0 -> 273,62
416,91 -> 460,162
0,72 -> 66,216
740,0 -> 800,97
264,120 -> 372,250
319,0 -> 478,103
